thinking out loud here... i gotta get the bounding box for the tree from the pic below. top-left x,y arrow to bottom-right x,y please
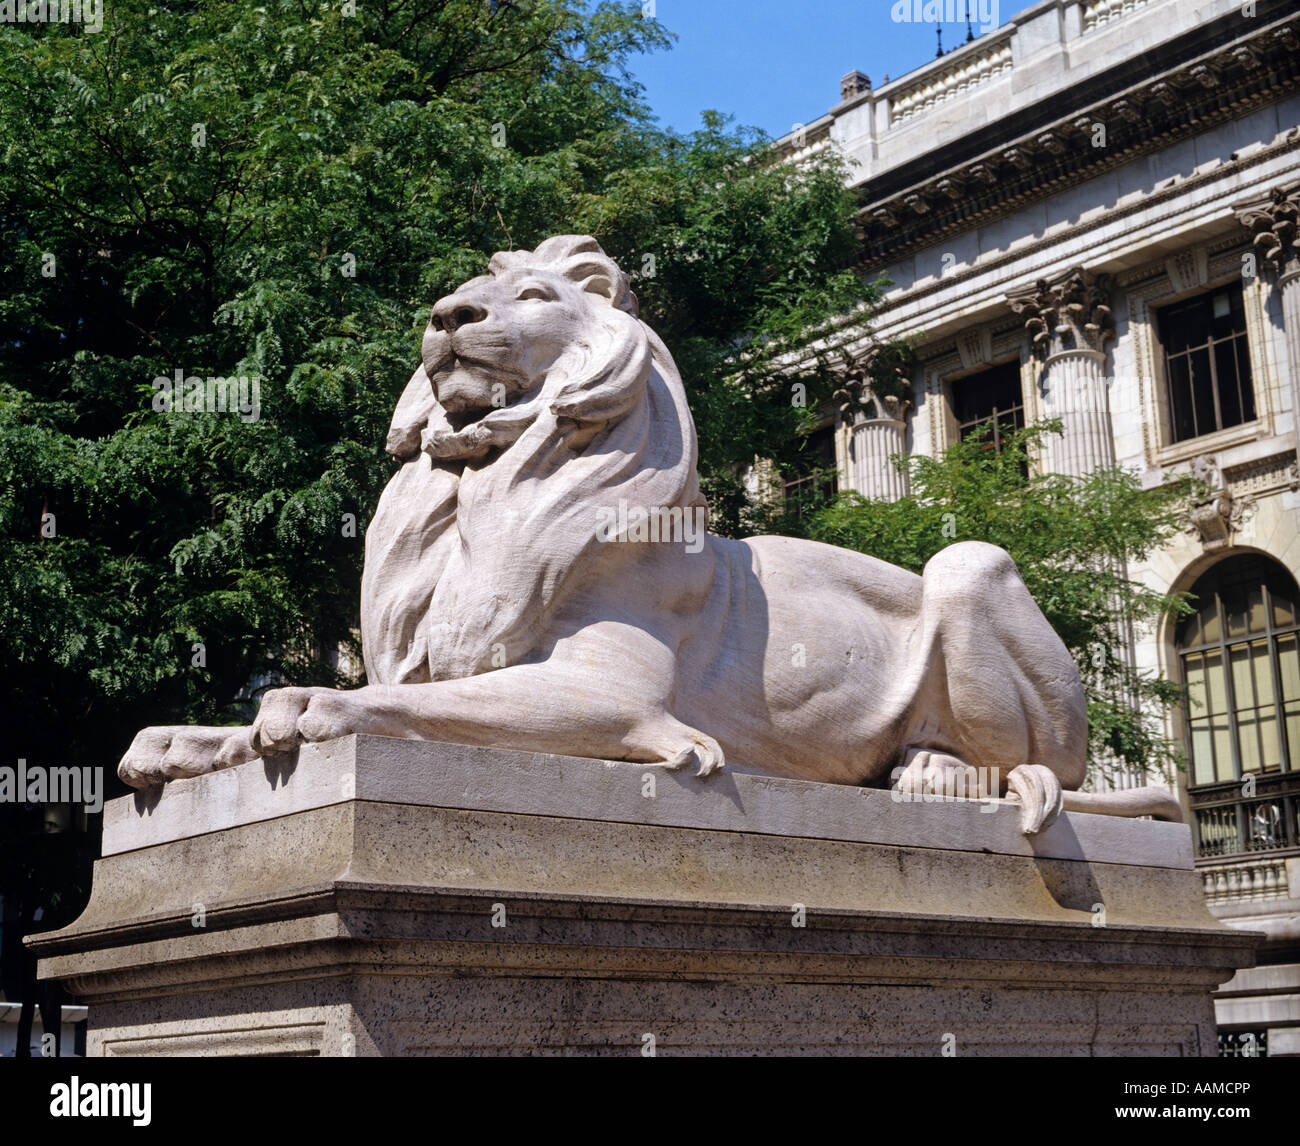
806,421 -> 1195,781
0,1 -> 869,767
0,0 -> 873,1038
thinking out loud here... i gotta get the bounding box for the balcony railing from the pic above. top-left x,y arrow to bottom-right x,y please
1189,773 -> 1300,859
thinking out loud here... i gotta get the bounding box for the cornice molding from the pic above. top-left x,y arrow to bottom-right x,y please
853,14 -> 1300,273
859,132 -> 1299,341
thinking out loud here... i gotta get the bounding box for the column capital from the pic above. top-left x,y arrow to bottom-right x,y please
1234,185 -> 1300,278
836,345 -> 914,422
1006,267 -> 1114,357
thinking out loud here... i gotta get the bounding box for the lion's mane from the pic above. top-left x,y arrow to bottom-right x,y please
361,236 -> 705,685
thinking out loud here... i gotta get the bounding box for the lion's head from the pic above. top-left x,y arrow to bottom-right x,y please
365,236 -> 704,686
422,237 -> 637,418
386,236 -> 646,462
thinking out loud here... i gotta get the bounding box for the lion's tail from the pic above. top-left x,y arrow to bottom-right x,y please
1060,786 -> 1183,822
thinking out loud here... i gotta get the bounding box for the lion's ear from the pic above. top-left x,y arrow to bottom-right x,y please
548,307 -> 652,428
386,364 -> 449,459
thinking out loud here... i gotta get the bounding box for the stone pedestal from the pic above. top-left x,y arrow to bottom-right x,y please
29,735 -> 1257,1056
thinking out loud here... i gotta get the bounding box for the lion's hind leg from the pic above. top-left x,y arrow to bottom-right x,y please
893,746 -> 981,801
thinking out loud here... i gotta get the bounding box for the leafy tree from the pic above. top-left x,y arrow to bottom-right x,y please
0,0 -> 868,767
0,0 -> 871,1044
807,421 -> 1195,781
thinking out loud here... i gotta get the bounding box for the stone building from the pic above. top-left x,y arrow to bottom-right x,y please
775,0 -> 1300,1054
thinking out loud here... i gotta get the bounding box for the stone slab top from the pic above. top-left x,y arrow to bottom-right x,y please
103,734 -> 1195,870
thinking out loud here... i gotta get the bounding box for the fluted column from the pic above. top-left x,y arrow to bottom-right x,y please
834,352 -> 914,503
1006,267 -> 1115,477
849,407 -> 910,501
1237,187 -> 1300,455
1280,266 -> 1300,403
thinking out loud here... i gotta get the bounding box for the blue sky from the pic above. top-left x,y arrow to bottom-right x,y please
628,0 -> 1040,138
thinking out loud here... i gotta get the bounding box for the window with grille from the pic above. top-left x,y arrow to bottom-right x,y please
953,360 -> 1024,453
781,423 -> 838,520
1179,554 -> 1300,858
1158,284 -> 1255,443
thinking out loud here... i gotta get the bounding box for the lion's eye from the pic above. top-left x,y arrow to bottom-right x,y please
517,286 -> 552,302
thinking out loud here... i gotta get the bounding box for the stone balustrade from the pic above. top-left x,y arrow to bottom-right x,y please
1081,0 -> 1155,34
1201,857 -> 1291,905
888,36 -> 1013,126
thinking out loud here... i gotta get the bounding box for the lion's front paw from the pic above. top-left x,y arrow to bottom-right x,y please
118,725 -> 244,789
251,687 -> 331,754
297,689 -> 367,744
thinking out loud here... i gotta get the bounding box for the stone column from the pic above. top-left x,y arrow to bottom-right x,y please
834,353 -> 912,502
1006,267 -> 1115,477
1237,187 -> 1300,450
1281,266 -> 1300,394
849,400 -> 910,502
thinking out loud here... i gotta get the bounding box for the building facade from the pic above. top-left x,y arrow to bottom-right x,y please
776,0 -> 1300,1054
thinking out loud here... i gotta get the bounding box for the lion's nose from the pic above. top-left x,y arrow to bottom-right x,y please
430,296 -> 488,334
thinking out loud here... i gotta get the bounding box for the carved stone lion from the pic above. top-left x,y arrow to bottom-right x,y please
119,236 -> 1181,832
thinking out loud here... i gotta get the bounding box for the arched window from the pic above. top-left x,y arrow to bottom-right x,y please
1178,553 -> 1300,857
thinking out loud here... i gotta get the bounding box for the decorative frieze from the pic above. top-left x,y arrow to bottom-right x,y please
854,17 -> 1300,272
1036,131 -> 1068,157
1222,451 -> 1300,499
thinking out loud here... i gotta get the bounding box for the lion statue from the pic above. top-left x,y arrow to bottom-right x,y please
119,235 -> 1182,834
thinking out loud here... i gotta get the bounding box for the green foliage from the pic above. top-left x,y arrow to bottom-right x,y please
807,421 -> 1196,781
0,1 -> 871,778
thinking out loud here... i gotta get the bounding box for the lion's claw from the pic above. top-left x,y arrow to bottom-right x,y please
659,732 -> 725,777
